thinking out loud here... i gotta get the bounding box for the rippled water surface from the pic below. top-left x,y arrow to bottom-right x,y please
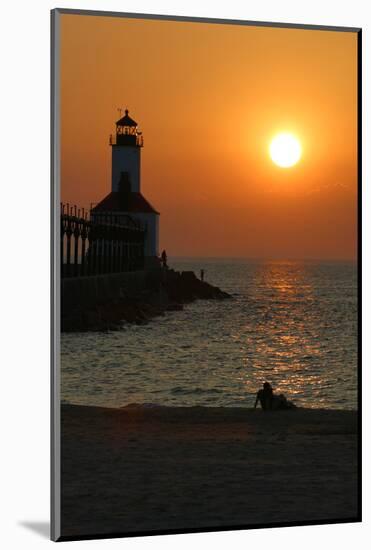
61,259 -> 358,409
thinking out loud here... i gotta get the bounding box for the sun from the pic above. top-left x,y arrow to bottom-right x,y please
269,133 -> 302,168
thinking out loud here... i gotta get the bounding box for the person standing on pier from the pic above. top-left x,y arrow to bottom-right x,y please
161,249 -> 168,268
200,269 -> 205,282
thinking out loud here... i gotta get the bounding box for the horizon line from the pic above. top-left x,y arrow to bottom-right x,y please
168,256 -> 357,262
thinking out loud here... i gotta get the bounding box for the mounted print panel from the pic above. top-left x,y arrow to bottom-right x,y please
51,9 -> 361,542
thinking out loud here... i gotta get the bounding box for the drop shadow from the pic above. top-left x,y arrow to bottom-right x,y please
19,521 -> 50,539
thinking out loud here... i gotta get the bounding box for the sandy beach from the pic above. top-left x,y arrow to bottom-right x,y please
60,404 -> 358,538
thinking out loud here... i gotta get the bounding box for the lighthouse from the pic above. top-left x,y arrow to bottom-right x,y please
92,109 -> 160,264
111,109 -> 142,192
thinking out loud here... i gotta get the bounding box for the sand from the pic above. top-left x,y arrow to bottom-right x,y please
60,404 -> 358,538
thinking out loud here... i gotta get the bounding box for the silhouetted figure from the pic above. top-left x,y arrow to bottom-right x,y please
200,269 -> 205,282
254,382 -> 296,410
272,393 -> 296,410
254,382 -> 274,410
161,249 -> 168,268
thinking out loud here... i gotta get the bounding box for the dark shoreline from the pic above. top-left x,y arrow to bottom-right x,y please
61,403 -> 358,433
62,268 -> 231,332
62,402 -> 357,416
60,403 -> 358,537
61,403 -> 358,434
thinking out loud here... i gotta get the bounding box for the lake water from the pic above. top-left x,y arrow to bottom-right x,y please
61,259 -> 358,410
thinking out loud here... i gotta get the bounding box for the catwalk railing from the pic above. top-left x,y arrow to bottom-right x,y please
61,203 -> 145,278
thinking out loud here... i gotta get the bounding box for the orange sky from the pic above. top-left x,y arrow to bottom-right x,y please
60,14 -> 358,260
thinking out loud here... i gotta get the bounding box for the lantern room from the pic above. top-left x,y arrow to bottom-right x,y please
111,109 -> 143,147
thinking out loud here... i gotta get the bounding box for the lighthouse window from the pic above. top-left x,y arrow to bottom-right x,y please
116,125 -> 137,135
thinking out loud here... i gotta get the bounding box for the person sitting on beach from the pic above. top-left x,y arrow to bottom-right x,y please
273,393 -> 296,410
254,382 -> 274,410
254,382 -> 296,411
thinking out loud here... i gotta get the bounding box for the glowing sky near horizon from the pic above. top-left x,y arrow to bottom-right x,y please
60,15 -> 358,259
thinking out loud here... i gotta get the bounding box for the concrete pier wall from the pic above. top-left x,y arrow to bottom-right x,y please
61,270 -> 149,313
61,268 -> 230,332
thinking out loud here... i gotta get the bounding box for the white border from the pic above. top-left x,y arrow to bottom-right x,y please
0,1 -> 368,548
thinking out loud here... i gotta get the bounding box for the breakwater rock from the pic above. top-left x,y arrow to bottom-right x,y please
62,269 -> 231,332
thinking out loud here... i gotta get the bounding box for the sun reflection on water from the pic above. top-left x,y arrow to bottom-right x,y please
61,259 -> 357,410
229,260 -> 356,407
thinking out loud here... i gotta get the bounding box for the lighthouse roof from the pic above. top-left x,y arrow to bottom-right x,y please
92,191 -> 159,215
116,109 -> 137,127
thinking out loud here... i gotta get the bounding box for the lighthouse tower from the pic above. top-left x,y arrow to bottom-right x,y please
111,109 -> 142,192
92,109 -> 160,262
